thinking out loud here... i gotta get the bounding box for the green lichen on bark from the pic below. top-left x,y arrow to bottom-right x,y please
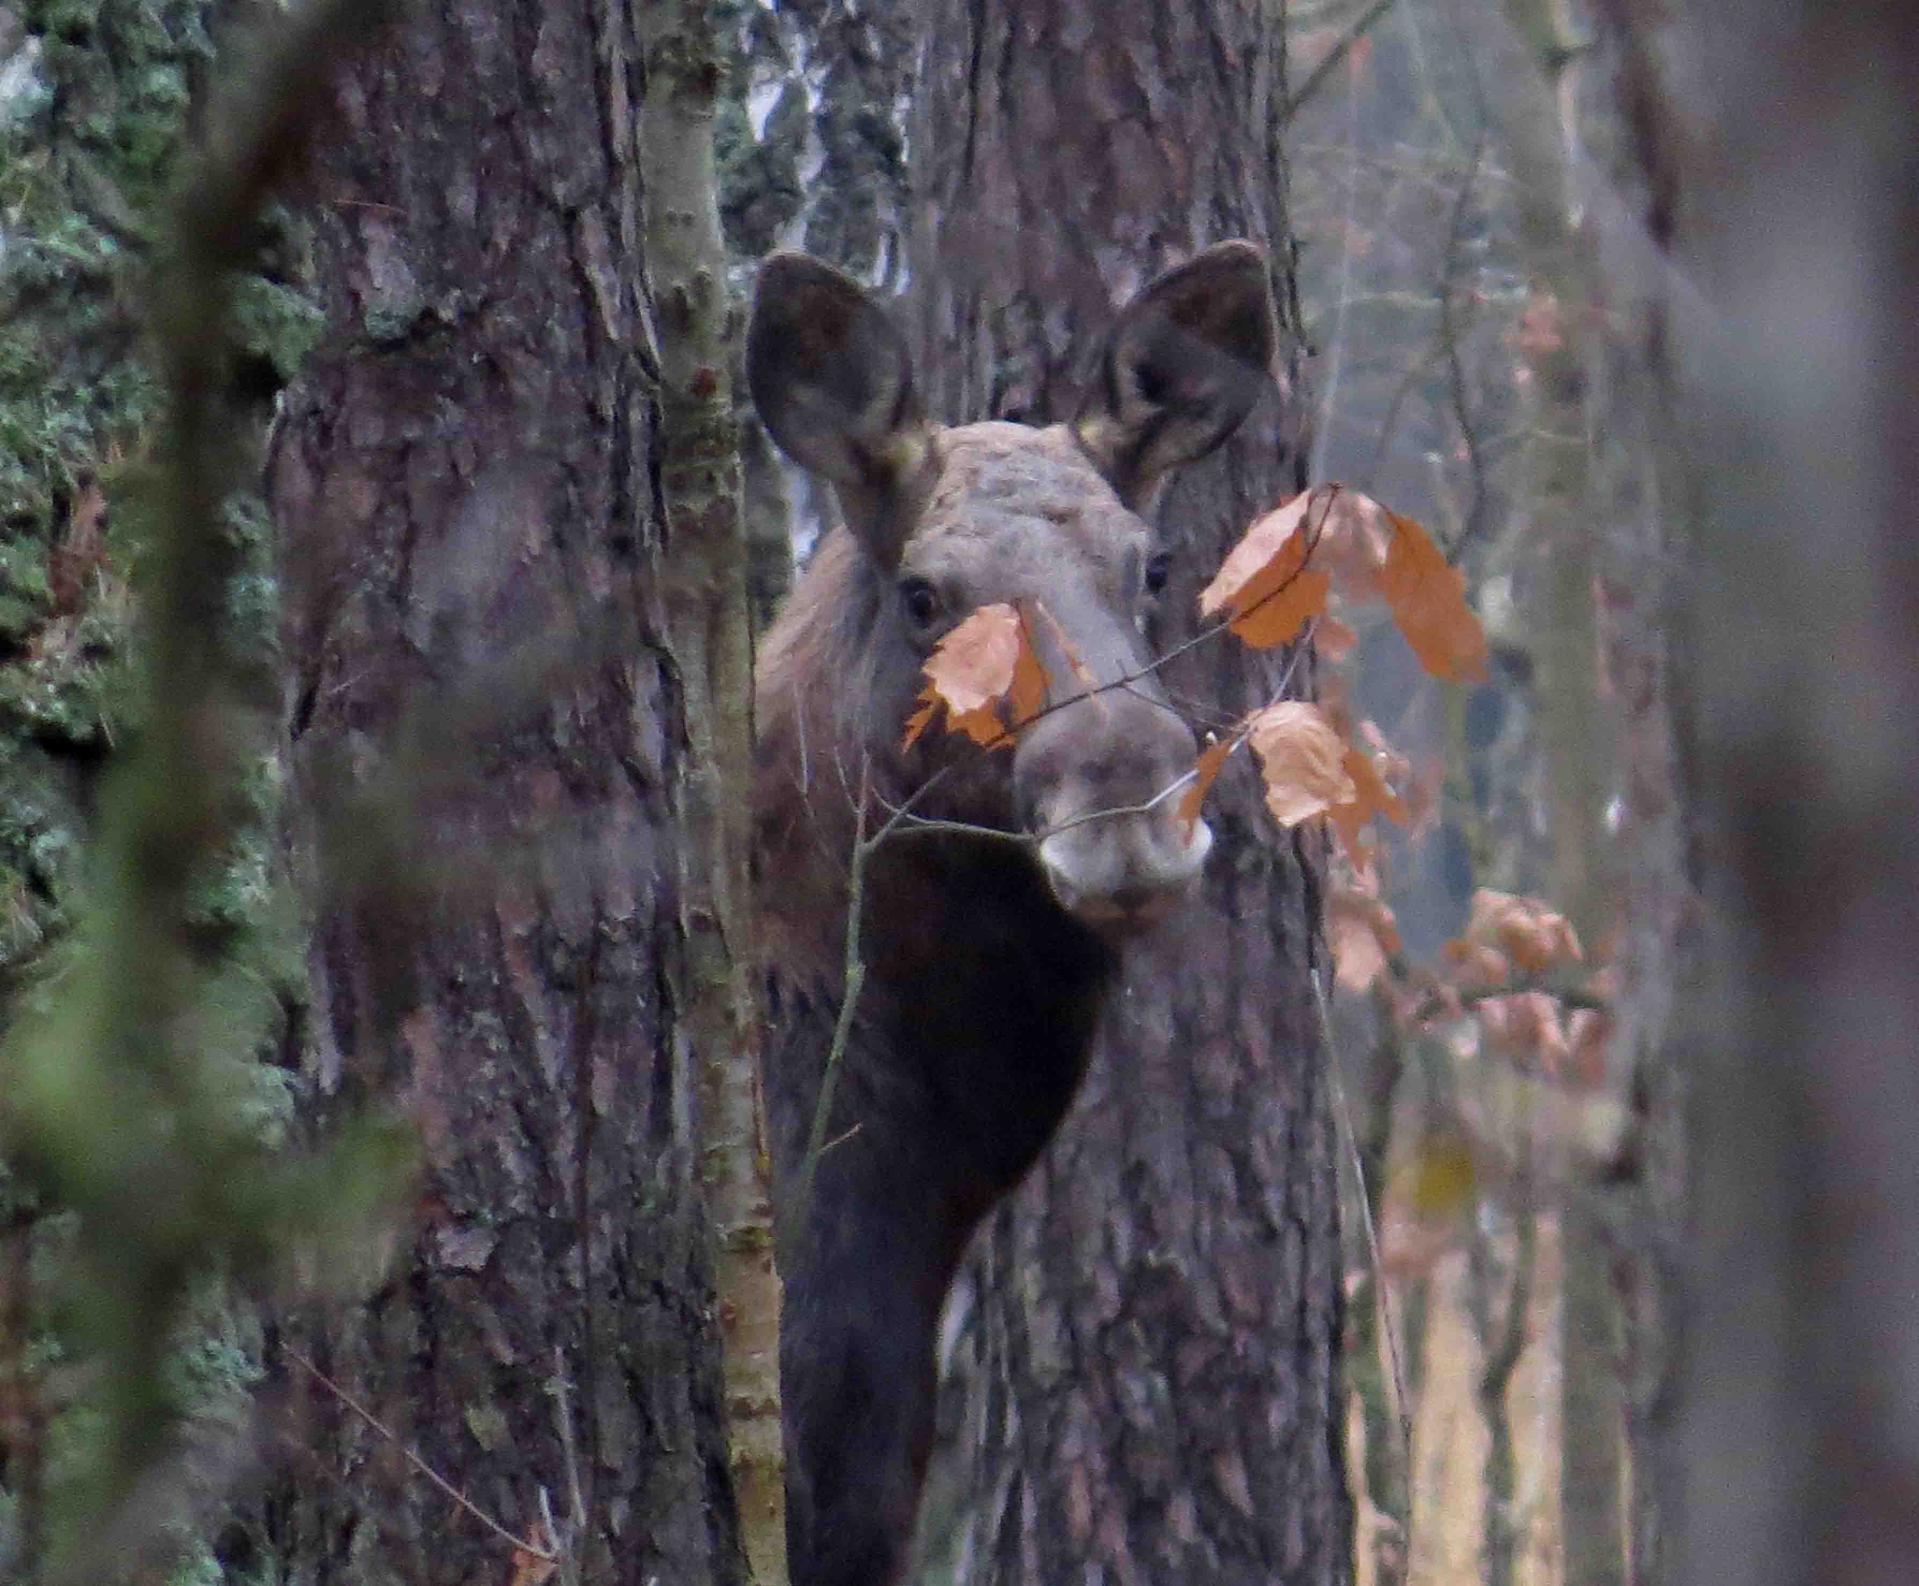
0,0 -> 318,971
0,4 -> 340,1579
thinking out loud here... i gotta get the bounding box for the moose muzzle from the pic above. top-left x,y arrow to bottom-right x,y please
1015,687 -> 1213,933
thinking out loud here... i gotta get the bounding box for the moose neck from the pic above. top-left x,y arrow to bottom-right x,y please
856,829 -> 1117,1218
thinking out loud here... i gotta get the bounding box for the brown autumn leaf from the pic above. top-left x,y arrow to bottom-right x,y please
1005,605 -> 1050,727
901,602 -> 1052,751
1380,509 -> 1489,682
1245,701 -> 1355,827
1566,1008 -> 1614,1089
1199,492 -> 1331,649
1329,889 -> 1402,992
1464,888 -> 1583,976
1176,732 -> 1241,834
505,1519 -> 560,1586
1441,936 -> 1511,991
1328,740 -> 1410,861
1476,991 -> 1570,1074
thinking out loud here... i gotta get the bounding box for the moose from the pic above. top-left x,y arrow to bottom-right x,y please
748,242 -> 1279,1586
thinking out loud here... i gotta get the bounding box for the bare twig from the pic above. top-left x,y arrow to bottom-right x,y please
1437,134 -> 1493,564
787,760 -> 874,1244
1282,0 -> 1403,126
285,1349 -> 557,1563
545,1346 -> 589,1586
1316,970 -> 1416,1484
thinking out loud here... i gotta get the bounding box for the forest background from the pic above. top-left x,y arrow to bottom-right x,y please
0,1 -> 1912,1585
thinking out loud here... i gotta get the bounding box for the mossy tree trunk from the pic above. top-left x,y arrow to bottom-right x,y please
261,0 -> 747,1581
901,6 -> 1350,1582
0,4 -> 333,1578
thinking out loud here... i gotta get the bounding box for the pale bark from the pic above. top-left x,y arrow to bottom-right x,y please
642,4 -> 785,1580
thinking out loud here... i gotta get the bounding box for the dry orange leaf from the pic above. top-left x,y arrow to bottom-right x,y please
1380,509 -> 1489,682
1176,732 -> 1241,834
901,602 -> 1052,751
1442,936 -> 1511,991
1199,492 -> 1331,649
507,1523 -> 560,1586
1314,487 -> 1394,601
1465,888 -> 1583,975
1329,889 -> 1402,993
1328,743 -> 1409,861
1246,701 -> 1355,827
1476,991 -> 1570,1075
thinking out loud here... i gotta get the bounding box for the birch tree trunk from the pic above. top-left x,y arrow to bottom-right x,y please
903,6 -> 1351,1582
262,1 -> 746,1580
642,3 -> 784,1578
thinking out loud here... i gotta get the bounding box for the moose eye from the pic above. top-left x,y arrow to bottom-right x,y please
1143,551 -> 1173,597
899,576 -> 942,626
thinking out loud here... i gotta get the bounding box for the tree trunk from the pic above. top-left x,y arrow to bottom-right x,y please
1676,4 -> 1919,1584
262,2 -> 744,1581
718,0 -> 918,624
1577,10 -> 1692,1583
641,3 -> 785,1578
903,7 -> 1350,1582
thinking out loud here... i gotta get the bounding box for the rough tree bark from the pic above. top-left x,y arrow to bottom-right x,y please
903,6 -> 1351,1582
261,2 -> 745,1581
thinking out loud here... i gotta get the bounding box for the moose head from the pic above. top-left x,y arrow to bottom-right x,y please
750,242 -> 1277,934
749,243 -> 1279,1586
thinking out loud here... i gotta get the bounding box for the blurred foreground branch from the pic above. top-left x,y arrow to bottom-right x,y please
0,1 -> 409,1576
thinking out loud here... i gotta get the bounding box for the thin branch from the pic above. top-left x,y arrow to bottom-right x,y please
1316,971 -> 1416,1483
1437,133 -> 1493,564
787,760 -> 873,1244
977,486 -> 1339,751
876,616 -> 1321,850
284,1349 -> 556,1563
1282,0 -> 1403,126
545,1346 -> 588,1586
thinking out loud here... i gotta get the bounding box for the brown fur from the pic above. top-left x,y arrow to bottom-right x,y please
748,248 -> 1277,1586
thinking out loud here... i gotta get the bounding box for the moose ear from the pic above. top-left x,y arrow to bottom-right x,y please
1073,241 -> 1279,507
747,253 -> 934,569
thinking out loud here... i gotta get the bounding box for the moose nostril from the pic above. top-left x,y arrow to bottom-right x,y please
1036,816 -> 1211,933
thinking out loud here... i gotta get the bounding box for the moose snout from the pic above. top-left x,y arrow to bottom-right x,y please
1016,689 -> 1213,933
1037,812 -> 1212,930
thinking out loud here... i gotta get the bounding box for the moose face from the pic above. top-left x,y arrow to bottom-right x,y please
748,245 -> 1278,934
